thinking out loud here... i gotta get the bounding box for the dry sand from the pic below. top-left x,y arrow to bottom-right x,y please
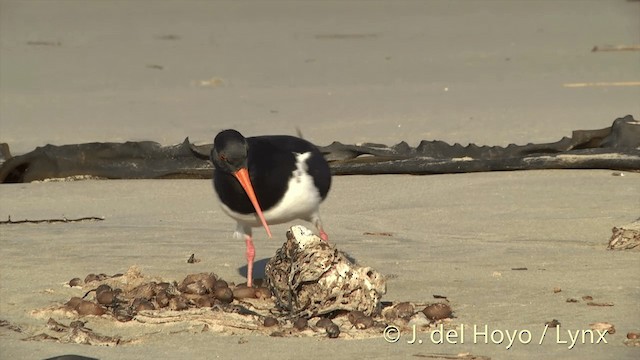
1,1 -> 639,359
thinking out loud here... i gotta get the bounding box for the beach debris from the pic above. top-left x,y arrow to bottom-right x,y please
362,232 -> 393,236
186,253 -> 201,263
552,287 -> 562,293
589,322 -> 615,335
0,215 -> 104,225
566,298 -> 579,303
586,302 -> 614,307
28,228 -> 456,342
511,267 -> 528,271
607,218 -> 640,250
422,303 -> 453,321
265,225 -> 386,317
293,317 -> 308,331
628,332 -> 640,339
68,278 -> 82,287
582,295 -> 593,301
545,319 -> 561,328
592,44 -> 640,52
23,318 -> 124,346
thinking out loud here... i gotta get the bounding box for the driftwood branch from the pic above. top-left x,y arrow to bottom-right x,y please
0,216 -> 105,225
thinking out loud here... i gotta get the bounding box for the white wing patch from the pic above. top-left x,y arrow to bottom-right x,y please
219,152 -> 322,227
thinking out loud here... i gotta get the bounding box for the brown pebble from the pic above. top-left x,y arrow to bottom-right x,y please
422,303 -> 452,320
293,318 -> 308,331
383,307 -> 398,321
213,287 -> 233,303
354,316 -> 374,330
627,332 -> 639,339
213,279 -> 229,290
168,296 -> 189,311
233,286 -> 257,299
553,287 -> 562,293
315,318 -> 334,330
545,319 -> 561,328
582,295 -> 593,301
348,310 -> 365,325
254,287 -> 271,299
566,298 -> 579,303
326,323 -> 340,338
133,298 -> 156,312
263,316 -> 278,327
156,282 -> 171,292
394,302 -> 415,319
183,281 -> 208,295
65,297 -> 83,309
84,273 -> 100,283
68,278 -> 82,287
96,290 -> 115,305
192,295 -> 213,308
179,273 -> 215,293
129,283 -> 156,300
156,290 -> 171,308
95,284 -> 112,295
76,300 -> 106,316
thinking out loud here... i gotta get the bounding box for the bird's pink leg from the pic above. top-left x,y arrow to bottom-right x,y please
310,212 -> 329,242
245,235 -> 255,288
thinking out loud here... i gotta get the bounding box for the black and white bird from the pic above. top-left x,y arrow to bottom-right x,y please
210,130 -> 331,287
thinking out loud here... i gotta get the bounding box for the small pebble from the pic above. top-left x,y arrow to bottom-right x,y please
354,316 -> 374,330
169,296 -> 189,311
627,332 -> 639,339
65,297 -> 83,309
213,279 -> 229,290
254,287 -> 271,299
293,318 -> 308,331
76,300 -> 106,316
545,319 -> 561,328
96,290 -> 115,305
84,273 -> 100,283
214,287 -> 233,303
233,286 -> 257,299
315,318 -> 334,330
156,290 -> 171,308
348,310 -> 365,325
394,302 -> 415,318
133,298 -> 156,312
422,303 -> 452,320
326,323 -> 340,338
263,316 -> 278,327
68,278 -> 82,287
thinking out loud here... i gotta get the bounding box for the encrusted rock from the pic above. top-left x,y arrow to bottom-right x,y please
265,225 -> 386,317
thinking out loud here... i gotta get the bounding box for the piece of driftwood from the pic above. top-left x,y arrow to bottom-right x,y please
0,216 -> 104,225
0,115 -> 638,183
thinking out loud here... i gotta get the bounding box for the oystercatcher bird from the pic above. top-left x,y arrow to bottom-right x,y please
210,130 -> 331,287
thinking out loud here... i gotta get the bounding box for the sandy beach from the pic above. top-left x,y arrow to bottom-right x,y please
1,1 -> 639,359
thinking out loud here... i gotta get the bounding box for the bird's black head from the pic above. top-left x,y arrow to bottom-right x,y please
211,129 -> 249,173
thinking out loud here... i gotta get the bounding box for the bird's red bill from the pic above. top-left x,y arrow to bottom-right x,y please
233,168 -> 272,238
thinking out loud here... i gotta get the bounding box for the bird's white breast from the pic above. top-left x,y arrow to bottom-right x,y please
219,152 -> 322,227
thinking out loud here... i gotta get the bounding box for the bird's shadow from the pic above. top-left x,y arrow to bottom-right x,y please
237,257 -> 270,279
236,252 -> 359,280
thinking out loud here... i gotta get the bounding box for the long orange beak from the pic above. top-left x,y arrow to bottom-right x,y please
233,168 -> 272,238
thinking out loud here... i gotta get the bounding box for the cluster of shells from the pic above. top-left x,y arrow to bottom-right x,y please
62,267 -> 454,339
64,268 -> 270,321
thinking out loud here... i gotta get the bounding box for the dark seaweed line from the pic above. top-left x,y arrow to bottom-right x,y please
0,216 -> 105,225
